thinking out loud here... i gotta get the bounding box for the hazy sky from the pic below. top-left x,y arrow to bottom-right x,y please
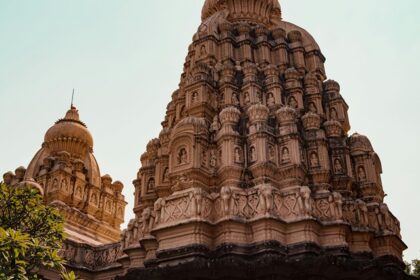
0,0 -> 419,261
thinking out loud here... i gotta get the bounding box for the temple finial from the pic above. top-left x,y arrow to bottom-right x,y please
71,88 -> 75,109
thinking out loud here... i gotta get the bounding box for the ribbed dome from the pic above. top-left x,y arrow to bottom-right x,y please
44,107 -> 94,158
202,0 -> 281,25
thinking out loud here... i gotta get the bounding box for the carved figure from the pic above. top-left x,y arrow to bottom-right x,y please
200,45 -> 206,57
163,168 -> 169,182
132,219 -> 140,242
220,186 -> 233,216
330,108 -> 338,120
308,102 -> 317,113
244,92 -> 250,105
267,93 -> 275,106
210,151 -> 217,168
234,147 -> 242,163
61,179 -> 68,192
256,91 -> 262,103
52,178 -> 59,191
141,208 -> 153,234
147,178 -> 155,191
298,186 -> 312,216
259,184 -> 273,214
91,193 -> 98,205
331,192 -> 343,220
232,93 -> 240,106
75,186 -> 82,198
105,200 -> 111,212
334,158 -> 344,174
288,96 -> 298,108
249,146 -> 256,162
190,188 -> 204,217
358,166 -> 366,181
379,204 -> 392,231
281,147 -> 290,163
178,148 -> 188,165
210,115 -> 221,135
268,145 -> 275,161
192,92 -> 198,103
310,152 -> 319,168
154,198 -> 165,225
125,219 -> 134,247
356,199 -> 369,227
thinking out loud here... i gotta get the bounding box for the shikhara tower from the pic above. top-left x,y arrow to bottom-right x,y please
2,1 -> 411,279
119,0 -> 407,279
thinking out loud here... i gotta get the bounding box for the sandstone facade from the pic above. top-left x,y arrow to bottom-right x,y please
1,0 -> 411,279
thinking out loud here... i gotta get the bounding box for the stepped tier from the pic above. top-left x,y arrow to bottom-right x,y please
114,1 -> 406,278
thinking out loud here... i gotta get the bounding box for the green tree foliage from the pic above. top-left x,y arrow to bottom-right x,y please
406,259 -> 420,278
0,183 -> 76,279
412,259 -> 420,278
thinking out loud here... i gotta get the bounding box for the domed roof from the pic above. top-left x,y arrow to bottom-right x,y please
44,106 -> 94,153
25,106 -> 102,187
202,0 -> 281,24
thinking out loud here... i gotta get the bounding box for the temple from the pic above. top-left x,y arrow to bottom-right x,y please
1,0 -> 412,279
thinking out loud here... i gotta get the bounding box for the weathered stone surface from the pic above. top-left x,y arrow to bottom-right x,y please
117,0 -> 407,278
2,0 -> 409,279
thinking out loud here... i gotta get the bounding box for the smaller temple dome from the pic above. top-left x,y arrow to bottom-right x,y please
44,107 -> 94,157
349,133 -> 374,154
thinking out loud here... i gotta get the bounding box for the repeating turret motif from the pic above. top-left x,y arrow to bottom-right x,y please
120,0 -> 405,271
1,1 -> 408,279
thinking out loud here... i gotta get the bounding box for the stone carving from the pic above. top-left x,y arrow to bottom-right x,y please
355,199 -> 369,227
210,115 -> 221,134
288,96 -> 298,108
220,186 -> 233,216
244,92 -> 251,105
310,152 -> 319,168
209,151 -> 217,168
18,0 -> 403,275
298,186 -> 312,216
147,178 -> 155,191
358,166 -> 366,181
231,93 -> 240,106
268,145 -> 275,162
334,158 -> 344,174
330,192 -> 343,220
249,146 -> 257,162
258,184 -> 274,214
308,102 -> 317,113
141,208 -> 153,234
234,147 -> 242,163
267,93 -> 275,106
377,203 -> 392,231
154,198 -> 165,225
91,193 -> 98,205
163,168 -> 169,182
281,147 -> 290,163
190,188 -> 204,217
178,148 -> 188,165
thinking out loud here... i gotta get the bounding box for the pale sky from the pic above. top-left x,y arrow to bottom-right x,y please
0,0 -> 419,261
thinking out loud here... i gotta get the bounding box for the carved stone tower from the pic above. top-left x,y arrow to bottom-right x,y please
22,106 -> 127,245
118,1 -> 407,279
